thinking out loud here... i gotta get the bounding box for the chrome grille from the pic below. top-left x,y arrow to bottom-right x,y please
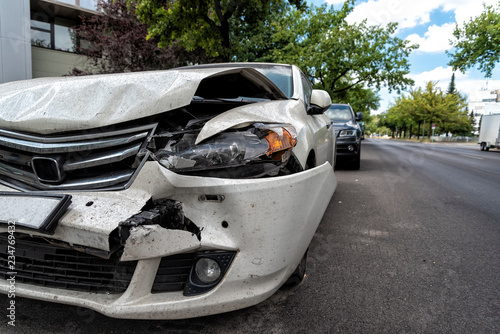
0,124 -> 156,191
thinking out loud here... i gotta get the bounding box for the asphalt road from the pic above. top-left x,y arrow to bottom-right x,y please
3,139 -> 500,333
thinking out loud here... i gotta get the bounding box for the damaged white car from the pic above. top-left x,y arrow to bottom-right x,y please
0,63 -> 336,319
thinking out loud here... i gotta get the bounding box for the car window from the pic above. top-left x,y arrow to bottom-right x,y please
300,72 -> 313,107
326,105 -> 354,122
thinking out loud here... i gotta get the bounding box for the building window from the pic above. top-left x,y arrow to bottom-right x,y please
56,0 -> 100,11
57,0 -> 76,5
31,16 -> 78,53
54,18 -> 76,52
30,19 -> 51,48
80,0 -> 99,10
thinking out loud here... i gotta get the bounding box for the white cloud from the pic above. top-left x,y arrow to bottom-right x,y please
347,0 -> 443,29
452,0 -> 498,25
406,23 -> 455,53
346,0 -> 498,30
410,66 -> 461,90
455,78 -> 500,99
319,1 -> 499,56
315,0 -> 500,114
409,66 -> 500,97
324,0 -> 345,4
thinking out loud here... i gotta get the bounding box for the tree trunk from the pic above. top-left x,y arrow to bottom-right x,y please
217,20 -> 231,62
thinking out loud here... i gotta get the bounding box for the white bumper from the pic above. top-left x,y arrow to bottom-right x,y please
0,161 -> 335,319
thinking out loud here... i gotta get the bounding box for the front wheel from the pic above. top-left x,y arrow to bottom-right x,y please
350,145 -> 361,170
283,249 -> 308,287
480,142 -> 486,151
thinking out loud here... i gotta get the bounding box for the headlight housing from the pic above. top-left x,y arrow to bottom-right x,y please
151,123 -> 297,178
339,129 -> 356,137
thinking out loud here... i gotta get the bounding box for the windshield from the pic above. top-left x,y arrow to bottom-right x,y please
179,64 -> 294,99
326,105 -> 354,123
253,66 -> 293,99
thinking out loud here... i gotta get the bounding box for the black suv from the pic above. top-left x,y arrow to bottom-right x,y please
326,104 -> 364,170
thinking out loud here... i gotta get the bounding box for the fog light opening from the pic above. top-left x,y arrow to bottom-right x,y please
348,145 -> 354,151
184,251 -> 236,296
195,258 -> 222,284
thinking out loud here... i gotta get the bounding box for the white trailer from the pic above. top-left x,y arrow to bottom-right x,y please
479,114 -> 500,151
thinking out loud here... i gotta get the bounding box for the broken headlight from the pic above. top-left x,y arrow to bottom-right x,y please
151,124 -> 297,178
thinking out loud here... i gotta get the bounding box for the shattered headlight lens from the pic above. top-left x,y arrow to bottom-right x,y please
152,124 -> 297,174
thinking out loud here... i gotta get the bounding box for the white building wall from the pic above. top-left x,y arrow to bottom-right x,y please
0,0 -> 32,83
468,89 -> 500,133
468,90 -> 498,116
484,104 -> 500,115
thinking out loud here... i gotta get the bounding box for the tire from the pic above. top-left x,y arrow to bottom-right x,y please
283,250 -> 308,287
305,152 -> 315,170
480,142 -> 486,151
350,145 -> 361,170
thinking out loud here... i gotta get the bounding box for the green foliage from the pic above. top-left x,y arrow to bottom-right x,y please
469,110 -> 476,131
448,2 -> 500,78
71,0 -> 206,75
337,86 -> 380,123
258,2 -> 417,97
382,82 -> 472,138
133,0 -> 303,60
131,0 -> 415,115
447,73 -> 457,96
247,1 -> 415,117
231,2 -> 295,62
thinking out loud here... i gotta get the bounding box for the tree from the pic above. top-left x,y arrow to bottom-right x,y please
440,93 -> 471,136
447,73 -> 457,96
385,81 -> 471,139
71,0 -> 207,75
340,86 -> 380,118
133,0 -> 304,61
384,93 -> 420,138
230,1 -> 295,62
466,109 -> 479,134
257,1 -> 417,106
448,2 -> 500,78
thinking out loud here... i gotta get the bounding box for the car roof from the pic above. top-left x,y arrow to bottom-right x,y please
179,62 -> 293,70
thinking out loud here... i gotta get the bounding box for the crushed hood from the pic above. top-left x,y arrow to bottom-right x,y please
0,67 -> 285,135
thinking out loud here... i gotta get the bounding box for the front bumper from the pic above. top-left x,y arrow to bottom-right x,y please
0,161 -> 335,319
336,137 -> 359,160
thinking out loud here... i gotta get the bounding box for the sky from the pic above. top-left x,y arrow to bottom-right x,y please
308,0 -> 500,114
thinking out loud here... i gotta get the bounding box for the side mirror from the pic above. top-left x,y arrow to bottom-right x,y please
356,112 -> 364,121
308,89 -> 331,115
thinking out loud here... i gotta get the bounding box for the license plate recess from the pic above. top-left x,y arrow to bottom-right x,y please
0,192 -> 72,234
